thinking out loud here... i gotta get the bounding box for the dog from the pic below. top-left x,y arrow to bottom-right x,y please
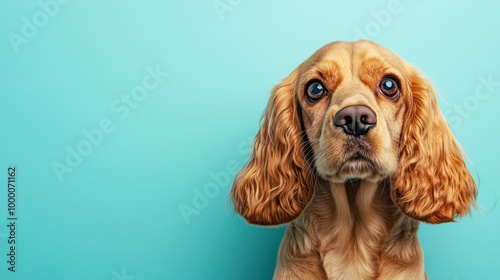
231,40 -> 477,279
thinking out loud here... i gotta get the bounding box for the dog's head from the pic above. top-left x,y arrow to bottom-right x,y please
231,40 -> 477,225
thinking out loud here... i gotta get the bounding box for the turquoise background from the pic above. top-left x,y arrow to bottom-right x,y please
0,1 -> 499,279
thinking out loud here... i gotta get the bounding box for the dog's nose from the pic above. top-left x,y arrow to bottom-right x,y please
334,105 -> 377,137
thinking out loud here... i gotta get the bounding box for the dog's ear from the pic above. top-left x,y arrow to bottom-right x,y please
391,69 -> 477,224
231,70 -> 315,225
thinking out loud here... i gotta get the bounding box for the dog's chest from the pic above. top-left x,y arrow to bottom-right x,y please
319,221 -> 386,279
313,181 -> 397,279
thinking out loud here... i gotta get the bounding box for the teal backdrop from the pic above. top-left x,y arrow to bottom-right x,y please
0,1 -> 499,279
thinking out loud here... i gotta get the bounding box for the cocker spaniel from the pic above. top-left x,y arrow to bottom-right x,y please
231,40 -> 477,280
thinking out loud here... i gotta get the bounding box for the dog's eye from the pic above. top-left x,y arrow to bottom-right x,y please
306,81 -> 326,102
379,76 -> 400,99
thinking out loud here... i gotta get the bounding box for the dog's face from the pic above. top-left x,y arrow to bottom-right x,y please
297,41 -> 406,183
232,40 -> 477,225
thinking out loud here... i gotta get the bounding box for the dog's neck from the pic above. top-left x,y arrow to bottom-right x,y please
326,179 -> 400,233
323,178 -> 413,233
295,178 -> 420,276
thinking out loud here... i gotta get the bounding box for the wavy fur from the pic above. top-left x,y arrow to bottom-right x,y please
391,70 -> 478,223
231,70 -> 316,225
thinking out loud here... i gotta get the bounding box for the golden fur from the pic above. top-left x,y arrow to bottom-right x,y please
231,40 -> 477,279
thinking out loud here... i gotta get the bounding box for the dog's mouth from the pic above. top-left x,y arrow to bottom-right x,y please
319,137 -> 387,182
332,149 -> 377,179
341,137 -> 375,165
321,151 -> 380,182
345,151 -> 374,164
342,152 -> 374,168
350,151 -> 368,161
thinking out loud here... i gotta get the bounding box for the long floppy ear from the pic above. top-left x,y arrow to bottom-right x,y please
231,70 -> 315,226
391,69 -> 478,224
